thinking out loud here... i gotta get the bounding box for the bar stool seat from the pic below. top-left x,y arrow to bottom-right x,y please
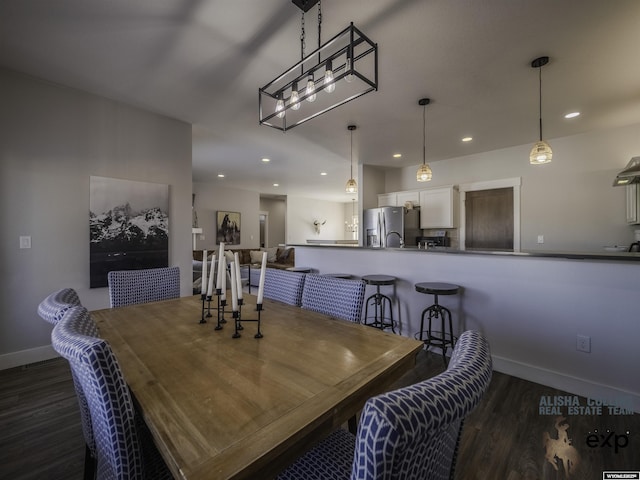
322,273 -> 352,279
362,275 -> 396,333
286,266 -> 313,273
414,282 -> 459,365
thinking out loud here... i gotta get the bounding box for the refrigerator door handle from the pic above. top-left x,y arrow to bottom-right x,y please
381,211 -> 387,248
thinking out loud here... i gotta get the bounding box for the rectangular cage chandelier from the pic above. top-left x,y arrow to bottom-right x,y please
259,6 -> 378,132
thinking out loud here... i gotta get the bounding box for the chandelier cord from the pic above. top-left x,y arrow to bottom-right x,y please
317,0 -> 322,63
300,9 -> 305,76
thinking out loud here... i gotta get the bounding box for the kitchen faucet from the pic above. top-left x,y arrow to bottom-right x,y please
386,231 -> 404,248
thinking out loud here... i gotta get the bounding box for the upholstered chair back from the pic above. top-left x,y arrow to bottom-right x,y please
263,268 -> 306,306
52,306 -> 148,479
107,266 -> 180,307
301,275 -> 366,323
353,330 -> 492,479
37,288 -> 82,325
39,289 -> 98,477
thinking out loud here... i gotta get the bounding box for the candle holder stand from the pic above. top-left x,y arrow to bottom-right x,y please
199,294 -> 208,324
232,302 -> 264,339
215,289 -> 228,331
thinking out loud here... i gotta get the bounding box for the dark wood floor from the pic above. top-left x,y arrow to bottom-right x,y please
1,351 -> 637,479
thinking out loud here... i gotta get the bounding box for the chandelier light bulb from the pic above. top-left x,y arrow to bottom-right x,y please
324,60 -> 335,93
275,95 -> 285,119
290,82 -> 300,110
306,74 -> 317,102
345,51 -> 354,83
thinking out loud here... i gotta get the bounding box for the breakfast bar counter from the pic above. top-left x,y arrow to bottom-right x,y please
293,244 -> 640,412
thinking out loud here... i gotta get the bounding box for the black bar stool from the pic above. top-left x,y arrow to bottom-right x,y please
362,275 -> 396,333
414,282 -> 459,365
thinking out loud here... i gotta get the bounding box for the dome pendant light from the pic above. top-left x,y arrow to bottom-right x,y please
416,98 -> 433,182
529,56 -> 552,165
346,125 -> 358,193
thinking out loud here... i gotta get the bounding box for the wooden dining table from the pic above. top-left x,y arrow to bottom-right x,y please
92,294 -> 424,480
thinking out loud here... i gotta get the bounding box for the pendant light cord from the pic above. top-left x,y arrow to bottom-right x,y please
538,66 -> 543,142
422,104 -> 427,166
350,128 -> 354,177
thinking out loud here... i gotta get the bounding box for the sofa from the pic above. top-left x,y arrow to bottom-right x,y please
192,247 -> 295,293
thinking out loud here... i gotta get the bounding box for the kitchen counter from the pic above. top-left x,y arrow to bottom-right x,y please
291,243 -> 640,262
292,244 -> 640,412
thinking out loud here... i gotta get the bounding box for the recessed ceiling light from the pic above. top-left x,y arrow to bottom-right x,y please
261,158 -> 270,162
564,111 -> 580,119
393,153 -> 402,158
320,172 -> 327,176
273,183 -> 279,187
217,174 -> 225,178
462,137 -> 473,142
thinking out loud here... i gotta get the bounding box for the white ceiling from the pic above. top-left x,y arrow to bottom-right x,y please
2,0 -> 640,202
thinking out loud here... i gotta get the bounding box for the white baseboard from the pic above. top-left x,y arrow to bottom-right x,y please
0,344 -> 59,371
492,354 -> 639,413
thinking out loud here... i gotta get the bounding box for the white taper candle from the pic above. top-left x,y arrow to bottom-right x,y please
206,254 -> 215,297
216,243 -> 225,290
221,256 -> 227,301
200,250 -> 208,295
256,252 -> 267,305
230,261 -> 238,312
234,252 -> 243,300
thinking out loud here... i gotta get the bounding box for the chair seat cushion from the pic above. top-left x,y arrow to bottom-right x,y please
277,429 -> 355,480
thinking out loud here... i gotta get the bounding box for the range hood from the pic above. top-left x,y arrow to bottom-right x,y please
613,157 -> 640,186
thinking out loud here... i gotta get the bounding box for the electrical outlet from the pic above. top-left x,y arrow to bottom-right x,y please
577,334 -> 591,353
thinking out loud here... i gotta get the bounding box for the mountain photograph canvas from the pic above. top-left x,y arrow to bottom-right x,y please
89,176 -> 169,288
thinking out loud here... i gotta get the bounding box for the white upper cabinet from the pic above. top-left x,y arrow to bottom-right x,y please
396,191 -> 420,208
419,186 -> 458,228
378,190 -> 421,207
377,193 -> 397,207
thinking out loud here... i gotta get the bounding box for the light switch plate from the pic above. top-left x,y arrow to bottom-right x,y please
20,236 -> 32,249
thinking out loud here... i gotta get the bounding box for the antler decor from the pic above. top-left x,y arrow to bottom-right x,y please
313,219 -> 326,234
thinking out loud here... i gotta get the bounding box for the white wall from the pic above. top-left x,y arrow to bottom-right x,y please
0,69 -> 193,368
286,196 -> 347,244
385,124 -> 640,251
192,184 -> 260,251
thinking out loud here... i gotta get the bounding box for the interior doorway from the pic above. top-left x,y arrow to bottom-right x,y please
465,188 -> 514,250
459,178 -> 521,252
259,212 -> 268,248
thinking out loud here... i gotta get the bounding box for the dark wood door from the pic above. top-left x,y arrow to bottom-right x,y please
465,188 -> 513,250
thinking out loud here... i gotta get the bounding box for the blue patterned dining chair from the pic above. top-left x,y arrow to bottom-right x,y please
277,330 -> 493,480
38,288 -> 97,480
301,274 -> 366,323
107,266 -> 180,307
37,287 -> 82,325
263,268 -> 307,306
51,305 -> 173,480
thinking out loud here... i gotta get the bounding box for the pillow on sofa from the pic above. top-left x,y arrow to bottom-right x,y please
261,247 -> 278,263
276,247 -> 292,263
250,250 -> 264,264
224,250 -> 235,266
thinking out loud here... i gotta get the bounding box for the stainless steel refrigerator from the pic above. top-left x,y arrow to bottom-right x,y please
363,206 -> 421,248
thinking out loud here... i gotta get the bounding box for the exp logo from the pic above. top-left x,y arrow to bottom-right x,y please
586,430 -> 631,453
